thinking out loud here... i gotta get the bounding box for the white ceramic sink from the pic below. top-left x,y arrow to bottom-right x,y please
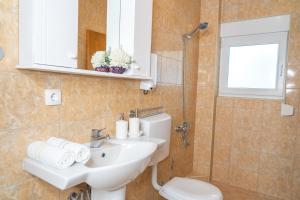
86,140 -> 157,192
23,139 -> 158,200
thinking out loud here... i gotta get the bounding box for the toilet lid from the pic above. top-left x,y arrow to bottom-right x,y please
159,177 -> 223,200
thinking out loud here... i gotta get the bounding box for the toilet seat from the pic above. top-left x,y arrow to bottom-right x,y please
159,177 -> 223,200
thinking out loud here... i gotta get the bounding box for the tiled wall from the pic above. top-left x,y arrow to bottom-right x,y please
193,0 -> 221,179
156,51 -> 183,85
0,0 -> 200,199
193,0 -> 300,200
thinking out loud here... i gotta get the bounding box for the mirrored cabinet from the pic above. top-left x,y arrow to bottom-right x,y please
18,0 -> 154,80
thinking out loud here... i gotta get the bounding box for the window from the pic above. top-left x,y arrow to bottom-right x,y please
228,44 -> 279,89
219,15 -> 290,99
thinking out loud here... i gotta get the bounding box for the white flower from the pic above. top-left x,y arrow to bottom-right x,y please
109,49 -> 132,68
91,51 -> 107,68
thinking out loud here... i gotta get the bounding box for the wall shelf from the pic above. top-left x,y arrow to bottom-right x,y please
16,65 -> 152,80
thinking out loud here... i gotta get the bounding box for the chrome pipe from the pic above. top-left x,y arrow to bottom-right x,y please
140,111 -> 164,119
138,106 -> 163,113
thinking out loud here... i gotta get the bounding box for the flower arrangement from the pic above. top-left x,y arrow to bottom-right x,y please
91,49 -> 133,74
91,51 -> 110,72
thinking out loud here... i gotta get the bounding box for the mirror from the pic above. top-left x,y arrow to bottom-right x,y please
78,0 -> 107,70
19,0 -> 152,78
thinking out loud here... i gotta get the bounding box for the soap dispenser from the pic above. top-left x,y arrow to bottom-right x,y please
129,109 -> 141,138
116,113 -> 128,139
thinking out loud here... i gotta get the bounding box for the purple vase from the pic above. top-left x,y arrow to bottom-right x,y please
110,66 -> 127,74
95,66 -> 110,72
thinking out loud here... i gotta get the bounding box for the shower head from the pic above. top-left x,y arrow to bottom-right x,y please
199,22 -> 208,30
183,22 -> 208,39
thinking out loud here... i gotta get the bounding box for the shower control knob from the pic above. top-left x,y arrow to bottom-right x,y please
175,122 -> 188,133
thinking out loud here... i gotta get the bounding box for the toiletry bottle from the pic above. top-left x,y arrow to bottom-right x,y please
116,113 -> 128,139
129,109 -> 140,138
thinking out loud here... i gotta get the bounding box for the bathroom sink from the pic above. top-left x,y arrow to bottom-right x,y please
85,143 -> 122,168
85,139 -> 157,190
23,139 -> 157,200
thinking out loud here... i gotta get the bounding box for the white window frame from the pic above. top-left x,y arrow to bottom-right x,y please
218,15 -> 290,100
219,32 -> 288,99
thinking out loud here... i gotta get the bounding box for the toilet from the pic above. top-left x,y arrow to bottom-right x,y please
140,113 -> 223,200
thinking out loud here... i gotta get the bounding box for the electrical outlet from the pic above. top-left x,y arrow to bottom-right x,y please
45,89 -> 61,106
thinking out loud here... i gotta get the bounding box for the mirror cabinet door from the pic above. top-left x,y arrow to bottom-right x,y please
33,0 -> 78,68
119,0 -> 153,77
106,0 -> 121,53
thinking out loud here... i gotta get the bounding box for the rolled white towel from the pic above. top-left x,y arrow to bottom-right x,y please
27,141 -> 75,169
47,137 -> 91,164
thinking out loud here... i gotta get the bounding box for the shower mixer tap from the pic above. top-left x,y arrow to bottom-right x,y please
176,122 -> 189,148
175,122 -> 188,132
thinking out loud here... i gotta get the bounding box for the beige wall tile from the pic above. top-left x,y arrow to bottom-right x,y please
214,124 -> 232,147
287,66 -> 300,89
193,0 -> 220,179
193,160 -> 211,179
257,168 -> 293,200
260,133 -> 296,158
221,4 -> 238,23
292,155 -> 300,200
229,167 -> 258,192
0,180 -> 33,200
194,142 -> 212,164
213,144 -> 231,165
198,46 -> 217,67
232,108 -> 263,131
288,41 -> 300,66
195,107 -> 214,128
194,126 -> 213,146
215,106 -> 233,127
216,96 -> 234,108
0,73 -> 60,130
259,153 -> 293,174
231,129 -> 261,152
292,169 -> 300,200
31,178 -> 60,200
212,163 -> 230,183
230,149 -> 260,172
196,86 -> 215,108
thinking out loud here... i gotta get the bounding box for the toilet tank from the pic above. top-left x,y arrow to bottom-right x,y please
140,113 -> 171,165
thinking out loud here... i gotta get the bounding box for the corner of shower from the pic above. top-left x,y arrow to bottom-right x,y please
176,22 -> 208,149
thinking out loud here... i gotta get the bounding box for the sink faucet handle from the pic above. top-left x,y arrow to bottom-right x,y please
129,109 -> 139,118
91,128 -> 106,138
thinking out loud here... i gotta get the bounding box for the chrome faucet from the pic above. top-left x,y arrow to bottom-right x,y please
175,121 -> 189,148
90,128 -> 110,148
175,122 -> 188,133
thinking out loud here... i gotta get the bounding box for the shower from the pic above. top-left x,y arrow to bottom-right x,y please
176,22 -> 208,148
183,22 -> 209,39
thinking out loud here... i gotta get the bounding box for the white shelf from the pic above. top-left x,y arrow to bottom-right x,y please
16,65 -> 152,80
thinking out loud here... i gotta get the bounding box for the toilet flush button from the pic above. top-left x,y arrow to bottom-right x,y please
45,89 -> 61,106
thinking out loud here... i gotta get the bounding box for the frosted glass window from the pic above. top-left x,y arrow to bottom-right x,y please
219,31 -> 288,99
228,44 -> 279,89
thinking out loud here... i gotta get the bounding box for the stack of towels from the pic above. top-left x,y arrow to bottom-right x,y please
27,137 -> 91,169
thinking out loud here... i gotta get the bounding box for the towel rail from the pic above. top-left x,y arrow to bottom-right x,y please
133,106 -> 164,118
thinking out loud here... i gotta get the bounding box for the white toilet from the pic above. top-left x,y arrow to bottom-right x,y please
140,113 -> 223,200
